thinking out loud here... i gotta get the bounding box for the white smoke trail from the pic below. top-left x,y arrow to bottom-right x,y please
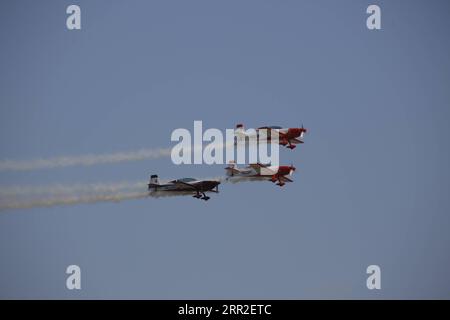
0,175 -> 276,211
0,180 -> 149,211
0,181 -> 147,197
0,176 -> 230,211
0,191 -> 150,210
0,148 -> 172,171
0,140 -> 237,172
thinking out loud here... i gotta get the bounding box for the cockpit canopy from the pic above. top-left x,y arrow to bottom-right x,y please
175,178 -> 197,183
259,125 -> 282,129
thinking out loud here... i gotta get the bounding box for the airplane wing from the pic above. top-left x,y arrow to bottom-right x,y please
238,168 -> 254,175
289,138 -> 304,144
174,180 -> 220,193
258,127 -> 282,138
248,163 -> 267,174
249,163 -> 275,175
225,167 -> 241,175
249,163 -> 269,169
172,180 -> 198,190
279,175 -> 293,183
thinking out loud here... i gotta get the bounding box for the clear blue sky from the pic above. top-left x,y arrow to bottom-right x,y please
0,0 -> 449,298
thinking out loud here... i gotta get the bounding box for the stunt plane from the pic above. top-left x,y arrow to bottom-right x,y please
225,161 -> 296,187
235,124 -> 307,149
148,175 -> 220,201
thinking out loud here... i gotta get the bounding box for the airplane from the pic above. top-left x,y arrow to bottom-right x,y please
235,123 -> 307,149
148,175 -> 220,201
225,161 -> 296,187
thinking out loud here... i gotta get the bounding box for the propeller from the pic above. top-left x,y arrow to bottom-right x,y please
289,163 -> 296,175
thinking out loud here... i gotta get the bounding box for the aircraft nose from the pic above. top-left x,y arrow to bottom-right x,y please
211,181 -> 221,188
278,166 -> 290,175
289,128 -> 301,136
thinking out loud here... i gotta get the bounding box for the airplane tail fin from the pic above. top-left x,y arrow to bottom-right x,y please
225,161 -> 238,176
234,123 -> 247,145
148,174 -> 160,189
235,123 -> 245,136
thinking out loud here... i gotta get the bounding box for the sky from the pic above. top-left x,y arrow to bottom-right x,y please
0,0 -> 449,299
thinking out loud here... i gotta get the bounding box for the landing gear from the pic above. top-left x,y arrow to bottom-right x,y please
271,175 -> 285,187
281,139 -> 296,149
193,191 -> 210,201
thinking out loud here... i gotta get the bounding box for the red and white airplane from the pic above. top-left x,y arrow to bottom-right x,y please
225,161 -> 296,187
235,124 -> 307,149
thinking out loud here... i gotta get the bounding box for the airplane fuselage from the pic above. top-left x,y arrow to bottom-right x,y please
148,177 -> 220,201
149,180 -> 220,192
227,165 -> 293,178
235,124 -> 306,149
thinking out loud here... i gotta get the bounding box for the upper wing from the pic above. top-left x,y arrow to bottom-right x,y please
258,127 -> 283,135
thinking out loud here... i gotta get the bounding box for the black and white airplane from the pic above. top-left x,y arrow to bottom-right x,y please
148,175 -> 220,201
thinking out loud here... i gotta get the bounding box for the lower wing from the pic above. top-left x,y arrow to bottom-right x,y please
173,180 -> 198,191
289,138 -> 304,144
279,175 -> 293,183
